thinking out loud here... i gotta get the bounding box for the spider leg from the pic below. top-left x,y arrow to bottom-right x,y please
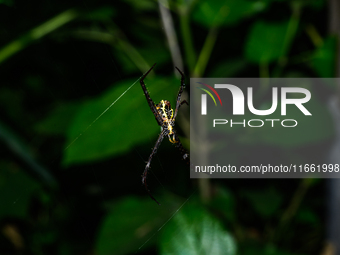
173,133 -> 190,166
142,130 -> 165,205
140,63 -> 163,126
174,67 -> 186,119
179,100 -> 189,108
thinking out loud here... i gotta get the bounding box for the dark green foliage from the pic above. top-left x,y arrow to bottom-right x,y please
245,21 -> 290,63
0,0 -> 334,254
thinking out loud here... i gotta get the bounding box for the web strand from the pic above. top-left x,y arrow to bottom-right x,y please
64,74 -> 144,151
135,190 -> 196,252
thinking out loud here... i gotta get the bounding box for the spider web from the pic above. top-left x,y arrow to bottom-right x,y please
63,74 -> 142,152
62,66 -> 194,253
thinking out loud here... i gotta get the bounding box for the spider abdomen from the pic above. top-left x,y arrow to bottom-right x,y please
156,100 -> 174,124
156,100 -> 177,143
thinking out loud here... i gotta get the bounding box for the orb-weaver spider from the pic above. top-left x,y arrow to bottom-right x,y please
140,63 -> 189,205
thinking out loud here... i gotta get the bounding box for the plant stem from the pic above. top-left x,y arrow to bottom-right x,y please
0,121 -> 57,189
0,9 -> 78,64
305,24 -> 323,47
179,12 -> 196,73
116,39 -> 151,75
259,61 -> 269,78
272,3 -> 301,77
70,27 -> 151,75
193,27 -> 218,77
158,0 -> 184,73
274,178 -> 314,242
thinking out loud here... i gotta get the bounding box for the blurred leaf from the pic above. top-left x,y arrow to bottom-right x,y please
245,21 -> 290,63
192,0 -> 267,27
160,204 -> 236,255
0,88 -> 24,119
83,6 -> 116,21
0,121 -> 56,186
32,230 -> 57,246
139,47 -> 171,68
125,0 -> 156,11
35,102 -> 82,135
0,9 -> 78,64
292,0 -> 324,9
0,0 -> 13,6
210,186 -> 236,221
243,187 -> 283,217
114,51 -> 138,73
308,0 -> 325,9
115,46 -> 171,74
263,0 -> 324,9
95,195 -> 182,255
296,208 -> 319,224
25,75 -> 44,91
0,162 -> 41,219
310,36 -> 336,78
209,58 -> 248,77
242,243 -> 303,255
63,76 -> 180,165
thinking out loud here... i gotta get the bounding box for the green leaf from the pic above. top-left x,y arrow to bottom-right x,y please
291,0 -> 325,9
245,21 -> 290,63
210,186 -> 236,221
192,0 -> 267,27
243,187 -> 283,217
95,195 -> 182,255
125,0 -> 156,11
83,6 -> 116,21
35,102 -> 82,135
160,204 -> 236,255
0,162 -> 41,219
296,208 -> 319,224
63,76 -> 180,166
310,36 -> 336,78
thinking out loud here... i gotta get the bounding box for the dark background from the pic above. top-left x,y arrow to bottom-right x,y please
0,0 -> 338,254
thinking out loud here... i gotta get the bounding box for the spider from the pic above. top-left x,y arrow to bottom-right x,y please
140,63 -> 189,205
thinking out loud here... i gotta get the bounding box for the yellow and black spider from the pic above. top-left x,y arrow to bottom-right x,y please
140,63 -> 189,205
